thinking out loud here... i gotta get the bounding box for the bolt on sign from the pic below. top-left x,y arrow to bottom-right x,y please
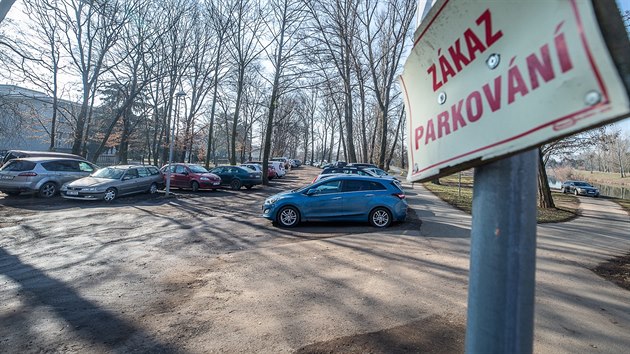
400,0 -> 630,182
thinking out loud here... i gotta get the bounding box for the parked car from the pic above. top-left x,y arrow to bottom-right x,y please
267,161 -> 286,178
0,157 -> 98,198
293,159 -> 302,167
209,165 -> 262,190
61,165 -> 163,201
561,180 -> 600,197
363,167 -> 399,180
271,157 -> 290,170
242,162 -> 276,180
262,175 -> 407,228
313,166 -> 378,183
348,163 -> 378,169
1,149 -> 86,167
161,163 -> 221,191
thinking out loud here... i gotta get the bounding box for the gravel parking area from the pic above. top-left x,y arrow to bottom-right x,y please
1,166 -> 446,354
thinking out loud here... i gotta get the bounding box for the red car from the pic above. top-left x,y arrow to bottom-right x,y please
161,163 -> 221,191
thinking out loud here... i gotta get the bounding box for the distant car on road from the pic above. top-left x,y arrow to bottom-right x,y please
0,157 -> 98,198
161,163 -> 221,191
262,175 -> 407,228
209,165 -> 262,190
61,165 -> 163,201
561,180 -> 600,197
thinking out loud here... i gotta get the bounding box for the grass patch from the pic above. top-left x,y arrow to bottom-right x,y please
423,175 -> 579,223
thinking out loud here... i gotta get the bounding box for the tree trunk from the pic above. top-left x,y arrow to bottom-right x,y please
537,147 -> 555,208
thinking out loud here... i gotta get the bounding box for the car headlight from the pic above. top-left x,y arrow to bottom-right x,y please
266,197 -> 278,205
200,177 -> 209,181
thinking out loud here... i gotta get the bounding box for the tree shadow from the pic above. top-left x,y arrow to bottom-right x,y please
0,247 -> 182,353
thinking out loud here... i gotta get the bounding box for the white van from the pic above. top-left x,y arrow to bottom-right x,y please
268,161 -> 286,178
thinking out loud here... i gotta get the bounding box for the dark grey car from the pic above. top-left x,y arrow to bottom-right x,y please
561,180 -> 600,197
0,157 -> 98,198
61,165 -> 163,201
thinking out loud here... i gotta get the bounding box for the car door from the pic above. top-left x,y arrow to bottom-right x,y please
211,167 -> 230,185
301,180 -> 344,220
120,168 -> 140,195
341,179 -> 387,217
172,165 -> 189,188
136,167 -> 152,191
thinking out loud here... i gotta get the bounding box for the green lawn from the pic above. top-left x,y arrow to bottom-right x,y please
423,174 -> 579,223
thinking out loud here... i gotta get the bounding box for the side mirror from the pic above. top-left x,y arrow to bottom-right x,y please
182,171 -> 188,175
306,189 -> 318,196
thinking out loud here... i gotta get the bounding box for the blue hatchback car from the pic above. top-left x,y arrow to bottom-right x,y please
262,175 -> 407,228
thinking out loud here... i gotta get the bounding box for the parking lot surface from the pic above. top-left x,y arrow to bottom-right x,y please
1,166 -> 629,353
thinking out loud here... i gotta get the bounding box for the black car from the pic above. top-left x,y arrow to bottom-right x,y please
209,165 -> 262,190
561,180 -> 599,197
347,163 -> 378,169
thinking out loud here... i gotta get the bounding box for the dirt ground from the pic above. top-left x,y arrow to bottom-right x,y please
2,166 -> 629,353
1,166 -> 465,354
593,252 -> 630,291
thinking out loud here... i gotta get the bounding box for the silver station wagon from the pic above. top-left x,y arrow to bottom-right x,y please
0,157 -> 98,198
61,165 -> 163,202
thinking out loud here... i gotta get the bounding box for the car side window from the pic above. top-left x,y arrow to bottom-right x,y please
342,180 -> 370,192
211,167 -> 223,174
175,165 -> 186,174
78,162 -> 94,172
125,169 -> 139,179
230,167 -> 240,174
313,180 -> 342,194
369,181 -> 386,190
137,167 -> 149,177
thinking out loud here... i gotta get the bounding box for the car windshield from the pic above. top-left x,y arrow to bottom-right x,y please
188,165 -> 208,173
574,182 -> 593,187
92,167 -> 125,179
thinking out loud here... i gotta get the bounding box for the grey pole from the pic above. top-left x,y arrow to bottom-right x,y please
465,149 -> 538,354
165,91 -> 186,196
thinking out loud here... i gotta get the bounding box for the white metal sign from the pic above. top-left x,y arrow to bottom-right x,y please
400,0 -> 630,182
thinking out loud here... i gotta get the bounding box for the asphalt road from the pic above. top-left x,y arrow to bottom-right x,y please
0,166 -> 628,353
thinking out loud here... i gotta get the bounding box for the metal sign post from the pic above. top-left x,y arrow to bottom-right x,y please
466,149 -> 538,353
400,1 -> 629,353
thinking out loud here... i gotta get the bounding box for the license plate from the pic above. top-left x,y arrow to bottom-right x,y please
67,191 -> 79,196
0,175 -> 13,180
213,182 -> 220,185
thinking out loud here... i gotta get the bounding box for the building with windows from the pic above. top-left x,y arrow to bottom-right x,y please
0,84 -> 75,155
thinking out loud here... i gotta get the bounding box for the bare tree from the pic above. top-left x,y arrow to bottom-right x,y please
358,0 -> 416,168
226,0 -> 264,165
54,0 -> 134,156
260,0 -> 308,183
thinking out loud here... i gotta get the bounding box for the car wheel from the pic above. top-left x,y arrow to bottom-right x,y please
38,182 -> 57,198
562,188 -> 567,194
245,185 -> 253,190
191,181 -> 200,192
369,207 -> 392,228
4,191 -> 20,197
277,206 -> 299,227
104,188 -> 117,202
149,183 -> 158,194
230,179 -> 242,190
